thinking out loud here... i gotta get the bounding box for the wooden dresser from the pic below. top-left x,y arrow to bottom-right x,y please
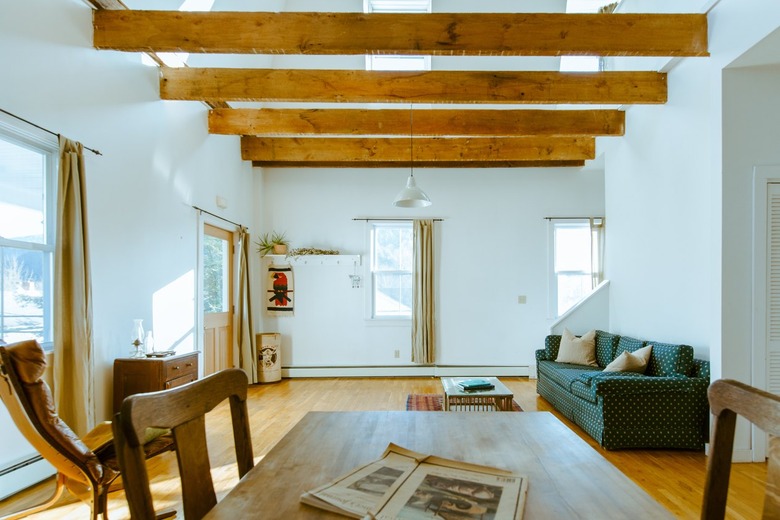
113,352 -> 199,413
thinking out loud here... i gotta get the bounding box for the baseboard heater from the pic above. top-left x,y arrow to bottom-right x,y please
281,365 -> 530,378
0,455 -> 55,501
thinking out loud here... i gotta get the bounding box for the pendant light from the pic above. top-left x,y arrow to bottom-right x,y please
393,105 -> 431,208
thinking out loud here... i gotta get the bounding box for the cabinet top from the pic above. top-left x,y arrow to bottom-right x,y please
115,351 -> 199,363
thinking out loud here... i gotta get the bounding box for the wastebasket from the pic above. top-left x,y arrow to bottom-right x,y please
256,332 -> 281,383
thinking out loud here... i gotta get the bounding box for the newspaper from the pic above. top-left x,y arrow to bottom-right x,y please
301,443 -> 528,519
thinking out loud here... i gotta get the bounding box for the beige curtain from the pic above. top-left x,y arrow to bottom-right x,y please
53,136 -> 94,435
590,217 -> 605,289
236,227 -> 256,382
411,219 -> 435,364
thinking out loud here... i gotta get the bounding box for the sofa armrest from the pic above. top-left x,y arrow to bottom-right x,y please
590,374 -> 707,397
535,349 -> 549,363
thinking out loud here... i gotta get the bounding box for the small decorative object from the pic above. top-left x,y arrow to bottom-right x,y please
130,319 -> 145,358
143,330 -> 155,354
256,231 -> 290,256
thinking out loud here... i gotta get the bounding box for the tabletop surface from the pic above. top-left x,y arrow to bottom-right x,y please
441,376 -> 513,397
203,411 -> 673,520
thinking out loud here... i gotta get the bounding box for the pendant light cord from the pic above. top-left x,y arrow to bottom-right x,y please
409,104 -> 414,177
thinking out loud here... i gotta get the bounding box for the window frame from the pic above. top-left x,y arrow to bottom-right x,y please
0,116 -> 58,350
366,220 -> 413,321
547,218 -> 595,319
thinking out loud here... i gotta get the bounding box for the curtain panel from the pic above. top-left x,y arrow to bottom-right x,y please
236,227 -> 257,382
412,219 -> 435,364
53,136 -> 94,435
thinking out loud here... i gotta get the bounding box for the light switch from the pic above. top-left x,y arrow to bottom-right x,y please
518,295 -> 527,304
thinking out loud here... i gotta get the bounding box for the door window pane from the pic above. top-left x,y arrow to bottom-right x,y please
203,235 -> 229,313
0,139 -> 47,244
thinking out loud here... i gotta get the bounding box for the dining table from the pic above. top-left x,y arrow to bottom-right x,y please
203,410 -> 674,519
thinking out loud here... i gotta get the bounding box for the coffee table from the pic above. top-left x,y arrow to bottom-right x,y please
441,377 -> 514,411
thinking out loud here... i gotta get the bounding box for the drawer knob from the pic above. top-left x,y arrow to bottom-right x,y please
186,363 -> 193,367
172,366 -> 180,370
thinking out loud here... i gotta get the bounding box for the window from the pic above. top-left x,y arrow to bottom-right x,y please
0,126 -> 56,347
364,0 -> 431,72
549,218 -> 603,318
369,221 -> 413,318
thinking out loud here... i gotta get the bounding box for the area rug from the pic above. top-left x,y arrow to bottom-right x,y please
406,394 -> 523,412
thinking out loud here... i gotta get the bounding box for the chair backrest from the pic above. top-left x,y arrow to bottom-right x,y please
114,368 -> 254,520
702,379 -> 780,520
0,341 -> 100,489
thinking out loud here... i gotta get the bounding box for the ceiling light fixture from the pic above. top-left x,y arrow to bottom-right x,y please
393,105 -> 432,208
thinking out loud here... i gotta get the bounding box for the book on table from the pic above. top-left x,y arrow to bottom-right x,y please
300,443 -> 528,519
457,378 -> 495,391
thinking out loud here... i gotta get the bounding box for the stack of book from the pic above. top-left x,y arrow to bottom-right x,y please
457,378 -> 495,391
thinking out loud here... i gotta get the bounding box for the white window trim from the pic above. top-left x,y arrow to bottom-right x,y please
547,218 -> 591,320
0,113 -> 58,349
364,220 -> 413,323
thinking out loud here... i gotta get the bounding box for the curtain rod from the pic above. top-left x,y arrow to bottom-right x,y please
193,205 -> 246,229
352,217 -> 444,222
0,108 -> 102,156
544,216 -> 604,220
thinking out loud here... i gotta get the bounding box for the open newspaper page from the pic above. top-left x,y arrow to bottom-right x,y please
300,445 -> 422,518
301,444 -> 527,519
370,451 -> 528,520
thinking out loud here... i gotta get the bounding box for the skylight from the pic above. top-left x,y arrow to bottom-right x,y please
364,0 -> 431,71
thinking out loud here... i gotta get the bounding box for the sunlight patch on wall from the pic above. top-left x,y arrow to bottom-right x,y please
152,270 -> 196,352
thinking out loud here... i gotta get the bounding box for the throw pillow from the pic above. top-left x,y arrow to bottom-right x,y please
604,345 -> 653,373
555,329 -> 598,367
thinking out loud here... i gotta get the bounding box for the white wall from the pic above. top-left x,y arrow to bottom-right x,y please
258,166 -> 604,370
0,0 -> 254,424
603,0 -> 780,458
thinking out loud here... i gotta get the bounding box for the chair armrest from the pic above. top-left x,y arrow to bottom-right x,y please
590,374 -> 707,397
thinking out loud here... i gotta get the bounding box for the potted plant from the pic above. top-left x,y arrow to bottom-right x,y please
256,232 -> 289,256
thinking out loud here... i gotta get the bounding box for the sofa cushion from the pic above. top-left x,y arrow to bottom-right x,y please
595,330 -> 620,367
544,335 -> 562,361
604,345 -> 652,373
645,342 -> 694,377
538,360 -> 599,391
616,336 -> 646,356
555,329 -> 598,367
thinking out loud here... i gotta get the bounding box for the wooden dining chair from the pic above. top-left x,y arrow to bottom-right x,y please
0,340 -> 174,520
113,368 -> 254,520
702,379 -> 780,520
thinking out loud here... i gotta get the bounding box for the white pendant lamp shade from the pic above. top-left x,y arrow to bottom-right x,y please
393,174 -> 432,208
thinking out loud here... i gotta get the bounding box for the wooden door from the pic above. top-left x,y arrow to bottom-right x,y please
203,224 -> 234,376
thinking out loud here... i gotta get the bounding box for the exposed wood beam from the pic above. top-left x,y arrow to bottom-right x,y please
162,69 -> 666,104
94,11 -> 709,57
209,108 -> 625,137
252,160 -> 586,168
241,136 -> 595,163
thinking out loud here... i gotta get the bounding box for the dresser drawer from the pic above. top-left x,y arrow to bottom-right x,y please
165,373 -> 197,390
164,354 -> 197,381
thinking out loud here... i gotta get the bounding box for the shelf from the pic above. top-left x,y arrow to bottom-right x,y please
265,254 -> 361,266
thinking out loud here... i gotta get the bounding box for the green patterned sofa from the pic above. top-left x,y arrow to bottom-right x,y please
535,331 -> 710,450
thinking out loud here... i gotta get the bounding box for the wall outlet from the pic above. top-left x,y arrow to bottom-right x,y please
394,349 -> 400,358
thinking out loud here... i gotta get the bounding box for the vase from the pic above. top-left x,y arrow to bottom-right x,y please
273,244 -> 288,254
130,319 -> 146,358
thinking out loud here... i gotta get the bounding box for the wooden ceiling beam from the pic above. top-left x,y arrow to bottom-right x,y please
252,160 -> 586,168
241,136 -> 595,163
94,11 -> 708,57
210,108 -> 624,137
163,68 -> 666,104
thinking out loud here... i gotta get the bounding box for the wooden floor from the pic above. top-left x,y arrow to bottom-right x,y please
0,377 -> 767,519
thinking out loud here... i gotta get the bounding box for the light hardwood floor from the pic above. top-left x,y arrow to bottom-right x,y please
0,377 -> 767,519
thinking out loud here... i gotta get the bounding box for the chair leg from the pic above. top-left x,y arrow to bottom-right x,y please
1,473 -> 66,520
